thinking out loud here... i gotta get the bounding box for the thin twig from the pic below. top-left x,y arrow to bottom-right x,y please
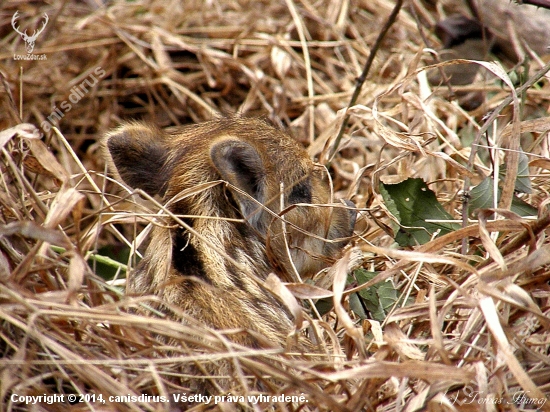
328,0 -> 404,162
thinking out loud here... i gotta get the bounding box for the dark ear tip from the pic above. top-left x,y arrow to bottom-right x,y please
104,123 -> 148,159
210,139 -> 245,160
104,122 -> 170,197
210,139 -> 262,167
105,122 -> 157,146
105,129 -> 129,155
209,140 -> 227,161
210,139 -> 243,175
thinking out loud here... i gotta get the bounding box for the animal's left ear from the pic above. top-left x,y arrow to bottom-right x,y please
210,139 -> 267,231
104,122 -> 171,197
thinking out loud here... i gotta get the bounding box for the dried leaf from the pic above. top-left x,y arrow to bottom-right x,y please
477,209 -> 507,271
285,282 -> 333,299
271,46 -> 292,78
529,158 -> 550,170
67,254 -> 87,304
43,186 -> 85,229
0,221 -> 70,248
0,123 -> 41,151
384,323 -> 424,360
265,273 -> 303,329
332,248 -> 365,355
324,360 -> 474,383
26,138 -> 69,184
479,297 -> 548,405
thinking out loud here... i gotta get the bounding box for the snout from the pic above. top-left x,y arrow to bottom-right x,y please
323,198 -> 356,254
341,199 -> 357,237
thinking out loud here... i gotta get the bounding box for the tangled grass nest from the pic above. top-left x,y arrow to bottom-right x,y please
1,0 -> 550,410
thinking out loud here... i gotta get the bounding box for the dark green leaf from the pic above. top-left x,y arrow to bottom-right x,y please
469,177 -> 537,217
380,178 -> 460,246
348,269 -> 398,322
499,150 -> 532,194
349,293 -> 369,319
90,245 -> 131,280
314,298 -> 334,316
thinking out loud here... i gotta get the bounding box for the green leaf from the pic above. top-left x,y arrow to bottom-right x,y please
90,245 -> 131,280
51,245 -> 130,280
349,293 -> 369,319
469,177 -> 495,212
314,297 -> 334,316
348,269 -> 398,322
499,150 -> 532,194
515,150 -> 532,194
469,177 -> 537,217
380,178 -> 460,246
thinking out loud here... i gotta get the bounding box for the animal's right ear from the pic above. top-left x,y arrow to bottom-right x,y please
210,139 -> 268,232
104,122 -> 171,196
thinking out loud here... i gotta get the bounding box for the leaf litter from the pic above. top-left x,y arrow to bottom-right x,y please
1,0 -> 550,410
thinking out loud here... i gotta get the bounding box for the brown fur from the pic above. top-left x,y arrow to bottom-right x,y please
104,117 -> 355,352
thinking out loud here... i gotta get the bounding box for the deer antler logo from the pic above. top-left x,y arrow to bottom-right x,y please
12,11 -> 49,54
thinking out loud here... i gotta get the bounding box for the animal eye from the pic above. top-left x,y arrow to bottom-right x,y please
288,178 -> 312,204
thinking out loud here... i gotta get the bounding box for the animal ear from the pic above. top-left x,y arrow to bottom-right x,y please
210,139 -> 267,230
104,122 -> 171,196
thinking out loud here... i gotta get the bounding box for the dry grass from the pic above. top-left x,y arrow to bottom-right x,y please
1,0 -> 550,411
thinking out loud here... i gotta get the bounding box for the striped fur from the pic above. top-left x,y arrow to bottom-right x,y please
104,117 -> 356,349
